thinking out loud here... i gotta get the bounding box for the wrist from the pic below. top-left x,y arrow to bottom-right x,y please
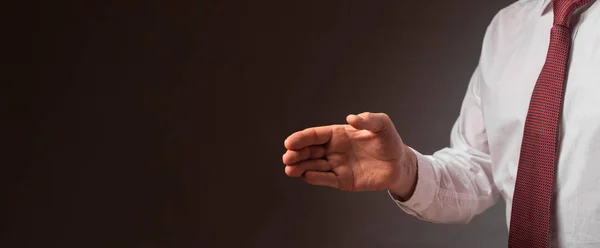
388,144 -> 418,201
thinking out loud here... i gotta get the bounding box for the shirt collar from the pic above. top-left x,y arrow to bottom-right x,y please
539,0 -> 598,15
538,0 -> 552,15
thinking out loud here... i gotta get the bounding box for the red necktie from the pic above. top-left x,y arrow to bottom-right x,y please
508,0 -> 591,247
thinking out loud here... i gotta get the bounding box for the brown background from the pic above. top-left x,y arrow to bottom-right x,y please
5,0 -> 514,247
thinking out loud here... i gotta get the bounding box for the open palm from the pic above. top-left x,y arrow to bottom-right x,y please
283,112 -> 411,192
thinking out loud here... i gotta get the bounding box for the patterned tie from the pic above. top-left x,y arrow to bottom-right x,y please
508,0 -> 592,247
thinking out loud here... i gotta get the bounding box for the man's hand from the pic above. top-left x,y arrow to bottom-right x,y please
282,112 -> 418,199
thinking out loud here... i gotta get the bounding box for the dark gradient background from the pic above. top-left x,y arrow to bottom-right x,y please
5,0 -> 513,247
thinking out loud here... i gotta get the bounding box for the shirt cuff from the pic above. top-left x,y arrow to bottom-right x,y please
388,147 -> 437,214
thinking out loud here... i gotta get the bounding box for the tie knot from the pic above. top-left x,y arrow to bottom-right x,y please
553,0 -> 592,27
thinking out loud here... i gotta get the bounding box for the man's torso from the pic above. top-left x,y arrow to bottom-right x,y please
480,0 -> 600,246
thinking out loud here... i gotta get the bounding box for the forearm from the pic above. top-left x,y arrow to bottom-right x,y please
390,146 -> 499,224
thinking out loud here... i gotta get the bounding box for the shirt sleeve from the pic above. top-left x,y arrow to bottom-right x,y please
388,63 -> 499,224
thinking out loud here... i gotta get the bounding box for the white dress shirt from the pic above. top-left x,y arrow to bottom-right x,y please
389,0 -> 600,247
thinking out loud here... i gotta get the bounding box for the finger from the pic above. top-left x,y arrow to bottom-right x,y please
302,171 -> 338,188
346,112 -> 390,133
285,159 -> 331,177
282,145 -> 326,165
284,126 -> 333,150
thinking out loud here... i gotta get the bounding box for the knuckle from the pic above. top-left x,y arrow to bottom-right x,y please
374,112 -> 390,122
332,125 -> 345,132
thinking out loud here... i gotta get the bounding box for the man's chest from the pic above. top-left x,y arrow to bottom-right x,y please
479,13 -> 600,155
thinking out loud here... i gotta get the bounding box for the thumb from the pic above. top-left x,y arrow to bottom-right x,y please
346,112 -> 390,133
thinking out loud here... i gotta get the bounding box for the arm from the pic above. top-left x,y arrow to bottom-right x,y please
284,10 -> 507,223
389,64 -> 498,224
